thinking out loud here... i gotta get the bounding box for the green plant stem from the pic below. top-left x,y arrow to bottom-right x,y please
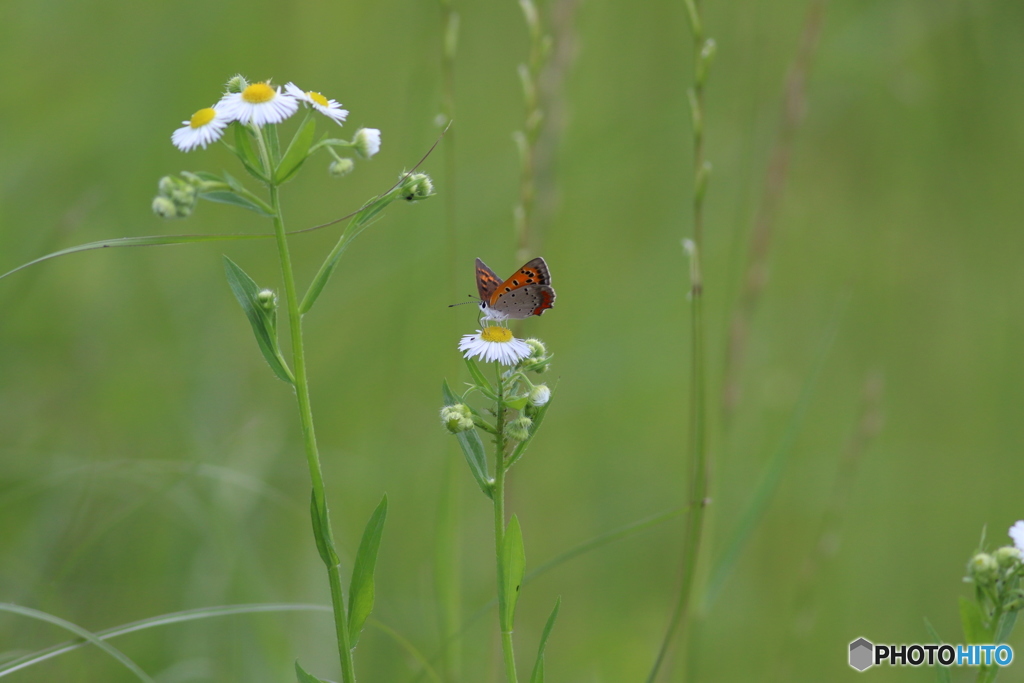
493,366 -> 519,683
256,128 -> 357,683
648,1 -> 710,680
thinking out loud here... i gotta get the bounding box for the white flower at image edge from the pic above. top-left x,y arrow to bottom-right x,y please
171,107 -> 229,152
1009,521 -> 1024,553
354,128 -> 381,159
218,82 -> 298,126
284,82 -> 349,125
459,326 -> 531,366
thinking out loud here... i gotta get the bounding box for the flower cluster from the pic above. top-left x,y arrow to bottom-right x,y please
959,522 -> 1024,647
170,75 -> 380,159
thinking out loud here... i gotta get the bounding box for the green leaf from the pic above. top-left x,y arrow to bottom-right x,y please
923,618 -> 952,683
529,597 -> 560,683
443,380 -> 493,498
276,116 -> 317,184
465,358 -> 498,399
504,396 -> 529,411
996,608 -> 1019,644
299,194 -> 397,314
959,596 -> 992,644
310,490 -> 339,567
349,494 -> 388,647
0,233 -> 272,283
506,397 -> 552,469
233,124 -> 266,180
295,660 -> 327,683
200,190 -> 273,216
502,515 -> 526,632
222,256 -> 294,383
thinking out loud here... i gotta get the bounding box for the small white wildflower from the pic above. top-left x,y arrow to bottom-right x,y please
284,83 -> 349,125
171,106 -> 229,152
353,127 -> 381,159
458,326 -> 531,366
1009,521 -> 1024,554
529,384 -> 550,407
218,82 -> 298,126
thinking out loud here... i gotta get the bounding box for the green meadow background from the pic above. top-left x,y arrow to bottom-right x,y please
2,0 -> 1023,680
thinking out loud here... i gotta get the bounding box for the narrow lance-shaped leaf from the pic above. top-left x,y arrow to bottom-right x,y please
465,358 -> 498,400
959,596 -> 992,645
295,660 -> 328,683
530,597 -> 561,683
233,124 -> 266,180
502,514 -> 526,632
222,256 -> 294,383
200,190 -> 273,216
923,618 -> 952,683
349,494 -> 388,646
443,380 -> 493,498
276,115 -> 317,184
299,193 -> 397,314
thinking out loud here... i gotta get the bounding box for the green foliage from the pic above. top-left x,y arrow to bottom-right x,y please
222,256 -> 294,383
501,514 -> 526,632
295,660 -> 327,683
530,597 -> 560,683
348,494 -> 388,647
276,117 -> 317,184
442,380 -> 493,498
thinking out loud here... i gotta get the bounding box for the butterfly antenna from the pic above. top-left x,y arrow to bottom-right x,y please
448,296 -> 480,308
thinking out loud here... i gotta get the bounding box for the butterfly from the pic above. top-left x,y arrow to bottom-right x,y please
472,257 -> 556,320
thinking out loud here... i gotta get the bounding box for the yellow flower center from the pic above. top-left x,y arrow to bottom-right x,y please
189,108 -> 217,129
242,82 -> 276,104
481,326 -> 513,343
308,91 -> 329,107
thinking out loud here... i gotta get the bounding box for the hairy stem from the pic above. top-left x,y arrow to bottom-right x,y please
493,366 -> 519,683
256,129 -> 357,682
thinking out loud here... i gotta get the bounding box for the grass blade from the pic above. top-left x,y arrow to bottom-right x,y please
529,597 -> 561,683
0,603 -> 154,683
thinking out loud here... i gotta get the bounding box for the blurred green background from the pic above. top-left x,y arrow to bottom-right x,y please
3,0 -> 1024,680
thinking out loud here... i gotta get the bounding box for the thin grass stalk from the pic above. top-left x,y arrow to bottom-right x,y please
647,1 -> 712,680
436,5 -> 463,678
721,0 -> 827,419
513,0 -> 549,264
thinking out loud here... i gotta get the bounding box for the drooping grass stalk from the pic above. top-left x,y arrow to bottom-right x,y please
254,128 -> 357,683
647,1 -> 713,680
721,0 -> 826,419
513,0 -> 548,263
492,365 -> 519,683
436,3 -> 463,679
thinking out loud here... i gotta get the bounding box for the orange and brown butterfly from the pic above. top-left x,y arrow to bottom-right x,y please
472,257 -> 556,320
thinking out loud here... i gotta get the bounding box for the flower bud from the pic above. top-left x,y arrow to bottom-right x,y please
256,289 -> 277,312
329,158 -> 355,177
529,384 -> 550,407
525,338 -> 547,358
152,196 -> 177,219
441,404 -> 473,434
994,546 -> 1022,570
158,175 -> 178,196
225,74 -> 249,94
353,128 -> 381,159
968,553 -> 999,586
504,415 -> 533,442
400,172 -> 435,201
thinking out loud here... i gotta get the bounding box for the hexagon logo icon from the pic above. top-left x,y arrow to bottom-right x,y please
849,637 -> 874,671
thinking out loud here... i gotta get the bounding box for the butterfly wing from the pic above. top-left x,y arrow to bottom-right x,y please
488,257 -> 552,305
476,258 -> 503,302
488,257 -> 555,318
491,284 -> 556,318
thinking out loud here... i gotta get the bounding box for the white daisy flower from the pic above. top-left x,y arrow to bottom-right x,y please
218,81 -> 298,127
284,83 -> 349,125
171,106 -> 229,152
1010,521 -> 1024,553
459,326 -> 531,366
353,127 -> 381,159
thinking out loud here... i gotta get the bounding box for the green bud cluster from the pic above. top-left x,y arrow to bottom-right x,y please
441,404 -> 473,434
504,415 -> 533,442
329,158 -> 355,178
152,174 -> 200,219
518,337 -> 552,374
400,172 -> 435,202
